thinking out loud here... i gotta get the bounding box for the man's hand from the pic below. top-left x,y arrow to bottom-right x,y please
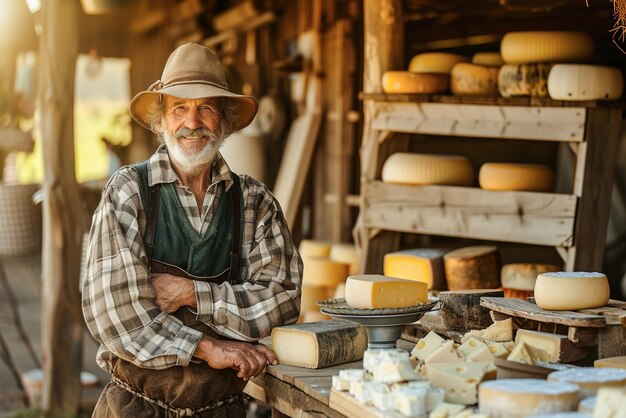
195,336 -> 278,380
151,273 -> 196,313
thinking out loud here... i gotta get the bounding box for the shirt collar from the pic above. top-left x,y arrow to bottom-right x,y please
147,144 -> 235,192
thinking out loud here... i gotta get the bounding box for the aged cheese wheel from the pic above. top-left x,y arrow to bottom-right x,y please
443,246 -> 501,290
383,248 -> 448,290
299,240 -> 331,258
408,52 -> 469,74
381,153 -> 474,186
547,367 -> 626,398
501,263 -> 561,291
329,243 -> 359,275
451,63 -> 500,96
479,379 -> 580,418
498,64 -> 552,98
479,163 -> 554,192
302,257 -> 350,287
300,286 -> 330,312
500,31 -> 594,64
472,52 -> 504,67
534,272 -> 610,311
547,64 -> 624,101
594,356 -> 626,369
439,289 -> 504,332
345,274 -> 428,309
382,71 -> 449,94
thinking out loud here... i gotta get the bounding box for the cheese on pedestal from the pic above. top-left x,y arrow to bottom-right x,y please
479,379 -> 580,418
345,274 -> 428,309
501,263 -> 561,292
299,239 -> 331,258
440,289 -> 504,332
443,246 -> 501,291
534,272 -> 610,311
451,63 -> 500,96
593,387 -> 626,418
425,340 -> 465,365
578,396 -> 595,413
594,356 -> 626,369
500,31 -> 594,64
547,367 -> 626,398
271,320 -> 367,368
464,319 -> 513,342
384,248 -> 448,290
498,64 -> 552,98
381,153 -> 474,186
472,52 -> 504,67
408,52 -> 469,74
302,257 -> 349,287
412,331 -> 447,361
427,362 -> 492,405
329,243 -> 359,275
548,64 -> 623,101
382,71 -> 449,94
479,163 -> 554,192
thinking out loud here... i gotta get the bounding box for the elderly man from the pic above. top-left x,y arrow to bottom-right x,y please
82,43 -> 302,417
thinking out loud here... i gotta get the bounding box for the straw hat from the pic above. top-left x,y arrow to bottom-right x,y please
129,42 -> 258,133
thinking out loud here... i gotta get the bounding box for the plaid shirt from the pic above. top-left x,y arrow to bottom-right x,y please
82,145 -> 302,372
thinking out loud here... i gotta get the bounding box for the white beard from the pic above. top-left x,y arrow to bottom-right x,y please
162,127 -> 224,175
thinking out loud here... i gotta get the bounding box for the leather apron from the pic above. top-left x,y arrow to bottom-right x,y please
93,162 -> 247,418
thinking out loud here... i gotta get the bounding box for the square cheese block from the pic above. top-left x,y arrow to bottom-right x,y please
427,362 -> 491,405
345,274 -> 428,309
412,331 -> 447,361
383,248 -> 448,290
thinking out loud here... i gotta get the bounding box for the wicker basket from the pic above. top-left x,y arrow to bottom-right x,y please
0,127 -> 34,153
0,183 -> 42,256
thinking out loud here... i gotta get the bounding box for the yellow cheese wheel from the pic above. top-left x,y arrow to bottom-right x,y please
381,153 -> 474,186
381,71 -> 449,94
500,31 -> 594,64
408,52 -> 469,74
479,163 -> 553,192
345,274 -> 428,309
299,240 -> 331,258
472,52 -> 504,67
547,64 -> 624,101
451,63 -> 499,96
302,257 -> 350,287
300,286 -> 330,312
498,64 -> 552,98
534,272 -> 610,311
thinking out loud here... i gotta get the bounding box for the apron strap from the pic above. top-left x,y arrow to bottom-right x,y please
228,174 -> 242,285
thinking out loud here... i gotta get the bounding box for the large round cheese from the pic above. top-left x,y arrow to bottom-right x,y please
547,64 -> 624,101
499,64 -> 552,98
479,379 -> 580,418
381,153 -> 474,186
299,240 -> 331,258
501,263 -> 561,291
382,71 -> 449,94
534,272 -> 610,311
500,31 -> 594,64
301,286 -> 330,312
451,63 -> 499,96
443,246 -> 501,290
479,163 -> 554,192
548,368 -> 626,398
302,257 -> 350,287
408,52 -> 469,74
472,52 -> 504,67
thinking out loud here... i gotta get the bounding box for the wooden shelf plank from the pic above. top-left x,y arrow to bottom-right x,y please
362,181 -> 577,247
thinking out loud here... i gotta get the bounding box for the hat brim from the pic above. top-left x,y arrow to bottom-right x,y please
129,83 -> 259,134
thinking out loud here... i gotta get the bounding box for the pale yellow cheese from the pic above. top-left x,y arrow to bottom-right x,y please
465,345 -> 495,363
384,248 -> 448,290
300,286 -> 329,312
500,31 -> 594,64
547,367 -> 626,398
425,340 -> 465,365
501,263 -> 561,291
408,52 -> 469,74
594,356 -> 626,369
487,341 -> 511,359
593,387 -> 626,418
302,257 -> 349,287
471,52 -> 504,67
329,243 -> 359,275
534,272 -> 610,311
458,338 -> 488,358
299,239 -> 331,258
463,319 -> 513,342
507,341 -> 537,365
412,331 -> 447,362
382,153 -> 474,186
479,163 -> 554,192
427,362 -> 492,405
450,63 -> 499,96
382,71 -> 449,94
345,274 -> 428,309
548,64 -> 623,101
515,329 -> 569,363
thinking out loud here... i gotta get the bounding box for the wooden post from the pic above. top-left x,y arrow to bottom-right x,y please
39,0 -> 87,413
355,0 -> 405,273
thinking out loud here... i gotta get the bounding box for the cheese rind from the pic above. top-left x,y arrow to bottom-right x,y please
345,274 -> 428,309
534,272 -> 609,311
547,367 -> 626,398
450,63 -> 499,96
384,248 -> 448,290
443,246 -> 501,291
408,52 -> 469,74
547,64 -> 623,101
500,31 -> 594,64
479,163 -> 554,192
381,153 -> 474,187
498,64 -> 552,98
382,71 -> 449,94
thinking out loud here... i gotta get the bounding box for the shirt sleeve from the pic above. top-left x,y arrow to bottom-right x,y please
192,177 -> 303,342
81,168 -> 203,370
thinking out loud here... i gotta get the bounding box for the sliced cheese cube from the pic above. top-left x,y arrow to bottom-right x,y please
384,248 -> 448,290
371,385 -> 396,411
332,375 -> 351,391
345,274 -> 428,309
332,368 -> 371,390
350,380 -> 386,405
464,319 -> 512,342
427,362 -> 490,405
394,386 -> 429,417
412,331 -> 447,361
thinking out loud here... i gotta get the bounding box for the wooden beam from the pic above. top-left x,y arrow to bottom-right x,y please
202,12 -> 276,48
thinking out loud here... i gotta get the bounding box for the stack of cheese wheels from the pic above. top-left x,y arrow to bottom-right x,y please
383,248 -> 448,290
500,263 -> 561,299
547,368 -> 626,398
479,163 -> 554,192
534,271 -> 610,311
547,64 -> 624,101
381,153 -> 474,186
443,246 -> 501,290
345,274 -> 428,309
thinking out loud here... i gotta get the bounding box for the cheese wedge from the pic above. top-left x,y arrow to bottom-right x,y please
345,274 -> 428,309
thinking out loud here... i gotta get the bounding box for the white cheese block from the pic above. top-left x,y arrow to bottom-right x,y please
382,71 -> 449,94
381,153 -> 474,187
465,345 -> 495,363
372,360 -> 420,383
500,31 -> 594,64
412,331 -> 447,362
364,348 -> 410,372
427,362 -> 492,405
451,63 -> 499,96
408,52 -> 469,74
329,243 -> 359,275
578,396 -> 596,413
547,367 -> 626,398
299,239 -> 331,258
384,248 -> 448,290
593,387 -> 626,418
548,64 -> 623,101
371,385 -> 396,411
425,340 -> 465,365
486,341 -> 511,359
479,163 -> 554,192
534,272 -> 610,311
345,274 -> 428,309
498,63 -> 552,98
333,368 -> 371,390
271,320 -> 368,368
472,52 -> 504,67
501,263 -> 561,291
302,257 -> 350,287
479,379 -> 580,418
332,375 -> 351,391
464,319 -> 513,342
430,402 -> 467,418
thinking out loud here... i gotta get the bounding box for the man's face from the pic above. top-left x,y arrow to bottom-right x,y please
160,96 -> 224,172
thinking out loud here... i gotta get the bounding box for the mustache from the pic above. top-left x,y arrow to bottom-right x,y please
174,127 -> 217,139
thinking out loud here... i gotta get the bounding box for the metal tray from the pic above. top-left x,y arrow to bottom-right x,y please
317,297 -> 439,316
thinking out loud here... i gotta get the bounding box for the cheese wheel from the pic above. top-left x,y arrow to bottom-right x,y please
382,71 -> 449,94
548,368 -> 626,398
300,286 -> 330,312
498,64 -> 552,98
408,52 -> 469,74
451,63 -> 499,96
472,52 -> 504,67
381,153 -> 474,186
500,31 -> 594,64
534,272 -> 609,311
302,257 -> 350,287
479,163 -> 554,192
443,246 -> 501,290
478,379 -> 580,418
594,356 -> 626,369
299,240 -> 331,258
547,64 -> 624,101
501,263 -> 561,291
383,248 -> 448,290
329,243 -> 359,275
345,274 -> 428,309
578,396 -> 596,413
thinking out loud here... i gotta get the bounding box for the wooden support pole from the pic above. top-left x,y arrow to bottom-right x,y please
39,0 -> 87,413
